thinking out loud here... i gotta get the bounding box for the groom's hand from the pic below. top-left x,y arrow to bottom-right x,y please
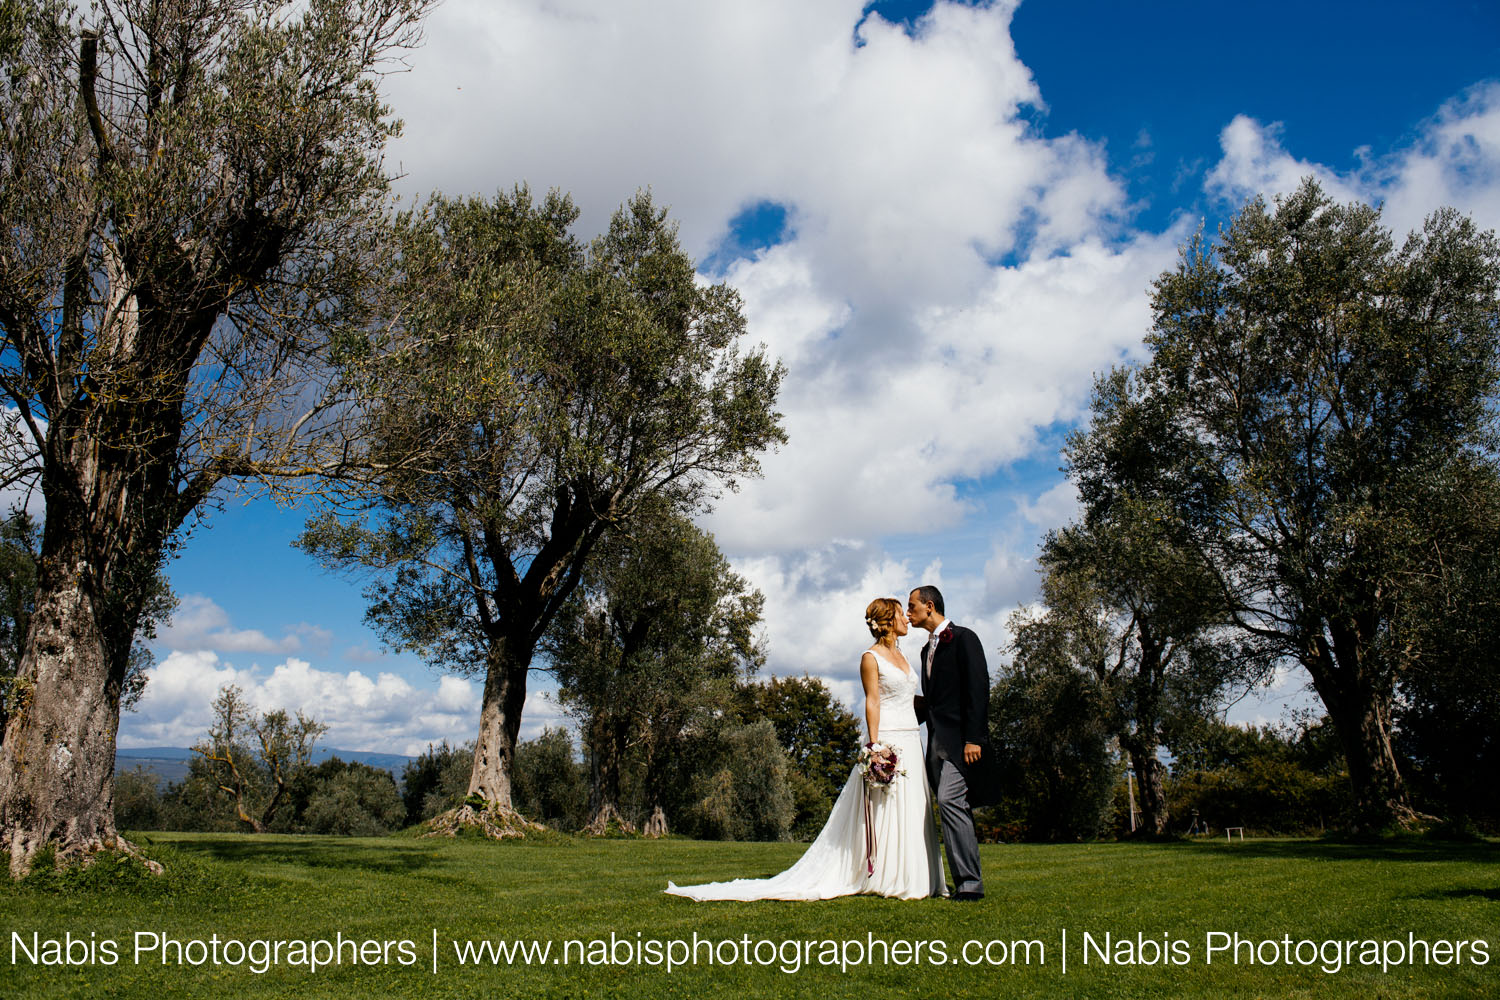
964,743 -> 981,765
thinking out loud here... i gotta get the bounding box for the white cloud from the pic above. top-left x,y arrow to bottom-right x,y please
156,594 -> 331,656
720,242 -> 852,373
381,1 -> 1180,556
386,1 -> 1068,261
982,544 -> 1036,614
703,229 -> 1181,553
1205,83 -> 1500,239
1205,115 -> 1364,209
734,540 -> 1017,713
733,542 -> 917,679
122,638 -> 577,754
121,650 -> 493,754
1372,82 -> 1500,239
1017,479 -> 1080,530
434,675 -> 476,713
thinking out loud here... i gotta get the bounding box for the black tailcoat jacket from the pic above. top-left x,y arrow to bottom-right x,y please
919,623 -> 1001,808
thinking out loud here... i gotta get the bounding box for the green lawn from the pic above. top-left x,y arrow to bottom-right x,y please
2,832 -> 1497,999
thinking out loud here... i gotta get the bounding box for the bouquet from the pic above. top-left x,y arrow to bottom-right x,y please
859,742 -> 904,877
858,742 -> 904,789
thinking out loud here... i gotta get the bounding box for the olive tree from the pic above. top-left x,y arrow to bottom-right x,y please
1024,368 -> 1276,836
546,505 -> 764,834
1140,180 -> 1500,828
0,0 -> 432,874
192,683 -> 326,833
299,187 -> 785,836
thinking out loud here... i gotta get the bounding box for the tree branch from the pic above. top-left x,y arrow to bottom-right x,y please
79,30 -> 116,171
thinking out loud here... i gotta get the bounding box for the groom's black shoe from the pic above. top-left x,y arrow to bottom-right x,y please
952,891 -> 984,901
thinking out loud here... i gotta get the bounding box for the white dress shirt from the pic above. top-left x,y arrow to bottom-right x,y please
924,617 -> 949,676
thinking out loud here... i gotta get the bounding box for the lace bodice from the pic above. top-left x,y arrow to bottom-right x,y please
867,646 -> 920,731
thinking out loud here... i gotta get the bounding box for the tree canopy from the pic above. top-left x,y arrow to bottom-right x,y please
1121,179 -> 1500,828
1023,366 -> 1278,835
0,0 -> 431,873
546,504 -> 764,834
299,186 -> 785,833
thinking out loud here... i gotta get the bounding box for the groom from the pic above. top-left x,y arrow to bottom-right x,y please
909,585 -> 997,901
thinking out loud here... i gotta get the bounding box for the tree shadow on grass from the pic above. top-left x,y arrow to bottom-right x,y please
153,837 -> 442,876
1168,837 -> 1499,865
1411,887 -> 1500,902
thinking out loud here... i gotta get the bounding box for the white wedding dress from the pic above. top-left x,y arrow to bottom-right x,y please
665,647 -> 946,900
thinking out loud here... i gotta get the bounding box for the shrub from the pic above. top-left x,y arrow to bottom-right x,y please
300,761 -> 406,836
513,728 -> 588,830
680,720 -> 795,841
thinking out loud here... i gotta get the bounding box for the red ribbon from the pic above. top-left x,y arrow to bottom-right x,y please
863,783 -> 876,877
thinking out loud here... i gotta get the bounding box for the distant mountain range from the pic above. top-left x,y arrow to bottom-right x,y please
116,746 -> 416,787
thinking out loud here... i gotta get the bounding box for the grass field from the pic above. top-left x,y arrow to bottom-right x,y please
2,832 -> 1497,999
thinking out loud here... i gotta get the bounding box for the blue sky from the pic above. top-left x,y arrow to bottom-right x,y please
119,0 -> 1500,754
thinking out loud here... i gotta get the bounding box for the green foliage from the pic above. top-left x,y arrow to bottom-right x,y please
300,185 -> 785,676
113,765 -> 166,832
150,755 -> 251,833
122,756 -> 410,836
782,768 -> 834,842
189,685 -> 327,833
1044,364 -> 1282,834
1393,459 -> 1500,830
512,728 -> 588,830
678,720 -> 796,842
732,675 -> 860,839
399,740 -> 474,825
546,503 -> 764,829
299,761 -> 406,836
297,184 -> 786,812
984,662 -> 1117,842
1116,179 -> 1500,827
1168,717 -> 1351,834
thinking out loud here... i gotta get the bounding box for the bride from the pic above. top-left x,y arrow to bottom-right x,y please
665,598 -> 946,900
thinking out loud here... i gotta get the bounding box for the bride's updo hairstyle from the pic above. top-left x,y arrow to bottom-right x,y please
864,597 -> 901,640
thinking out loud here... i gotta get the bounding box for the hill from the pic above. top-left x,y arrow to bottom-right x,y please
115,747 -> 416,787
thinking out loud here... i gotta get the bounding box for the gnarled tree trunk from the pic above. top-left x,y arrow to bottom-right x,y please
1126,748 -> 1169,837
642,805 -> 667,838
583,716 -> 630,835
468,638 -> 529,809
424,635 -> 542,839
0,566 -> 118,873
0,491 -> 157,875
1304,632 -> 1415,831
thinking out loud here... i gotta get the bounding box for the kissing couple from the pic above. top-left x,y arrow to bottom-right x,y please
666,585 -> 999,902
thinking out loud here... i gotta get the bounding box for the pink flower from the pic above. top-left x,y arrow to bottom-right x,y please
859,743 -> 904,788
